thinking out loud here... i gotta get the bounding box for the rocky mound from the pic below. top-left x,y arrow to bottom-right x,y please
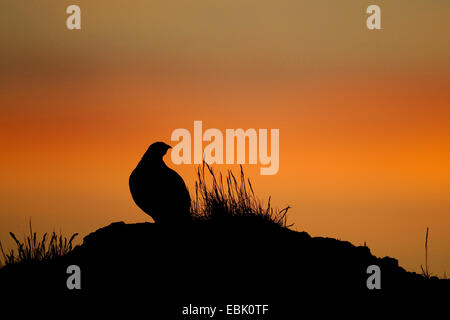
1,220 -> 447,314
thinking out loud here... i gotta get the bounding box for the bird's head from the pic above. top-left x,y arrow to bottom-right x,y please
142,142 -> 172,162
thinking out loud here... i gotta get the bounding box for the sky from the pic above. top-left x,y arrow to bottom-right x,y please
1,1 -> 449,276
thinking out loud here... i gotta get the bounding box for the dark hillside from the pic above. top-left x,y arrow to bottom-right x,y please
1,219 -> 447,315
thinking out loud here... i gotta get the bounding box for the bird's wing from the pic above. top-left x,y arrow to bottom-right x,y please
166,168 -> 191,209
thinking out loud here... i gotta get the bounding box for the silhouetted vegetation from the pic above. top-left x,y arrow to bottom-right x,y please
192,163 -> 291,227
420,227 -> 432,279
0,220 -> 78,268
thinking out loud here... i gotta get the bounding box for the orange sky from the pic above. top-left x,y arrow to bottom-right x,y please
1,1 -> 449,276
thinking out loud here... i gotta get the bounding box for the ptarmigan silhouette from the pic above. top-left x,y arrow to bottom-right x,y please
129,142 -> 191,224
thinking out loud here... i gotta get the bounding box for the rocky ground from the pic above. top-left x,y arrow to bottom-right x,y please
1,219 -> 448,315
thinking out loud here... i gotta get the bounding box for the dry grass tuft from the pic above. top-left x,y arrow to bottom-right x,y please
191,163 -> 291,228
0,220 -> 78,268
420,227 -> 432,279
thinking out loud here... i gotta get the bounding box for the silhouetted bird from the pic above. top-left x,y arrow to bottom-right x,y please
129,142 -> 191,224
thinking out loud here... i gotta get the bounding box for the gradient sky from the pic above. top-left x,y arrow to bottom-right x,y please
1,1 -> 449,276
